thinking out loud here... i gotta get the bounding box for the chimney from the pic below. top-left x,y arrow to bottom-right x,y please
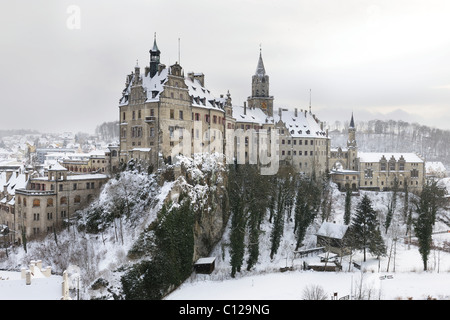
244,102 -> 247,115
294,108 -> 298,117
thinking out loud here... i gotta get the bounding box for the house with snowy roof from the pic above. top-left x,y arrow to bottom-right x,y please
13,163 -> 108,244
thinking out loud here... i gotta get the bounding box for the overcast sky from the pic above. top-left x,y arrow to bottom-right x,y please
2,0 -> 450,134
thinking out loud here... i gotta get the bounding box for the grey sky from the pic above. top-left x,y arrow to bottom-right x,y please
2,0 -> 450,134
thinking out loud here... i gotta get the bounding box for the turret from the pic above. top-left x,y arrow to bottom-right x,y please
149,33 -> 161,78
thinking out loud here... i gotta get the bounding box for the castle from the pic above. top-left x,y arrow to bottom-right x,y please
118,35 -> 425,187
118,37 -> 330,177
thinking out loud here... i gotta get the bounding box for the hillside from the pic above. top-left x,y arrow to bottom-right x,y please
0,153 -> 228,299
167,179 -> 450,300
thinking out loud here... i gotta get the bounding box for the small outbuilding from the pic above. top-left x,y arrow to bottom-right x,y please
316,222 -> 351,256
193,257 -> 216,274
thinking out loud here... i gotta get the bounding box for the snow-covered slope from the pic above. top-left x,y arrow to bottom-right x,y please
166,183 -> 450,300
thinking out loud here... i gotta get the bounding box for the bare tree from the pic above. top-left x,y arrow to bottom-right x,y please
302,284 -> 328,300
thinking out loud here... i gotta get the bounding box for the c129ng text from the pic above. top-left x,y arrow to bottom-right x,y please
223,304 -> 269,315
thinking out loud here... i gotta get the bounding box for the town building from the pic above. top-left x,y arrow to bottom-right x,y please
330,114 -> 426,192
0,163 -> 108,245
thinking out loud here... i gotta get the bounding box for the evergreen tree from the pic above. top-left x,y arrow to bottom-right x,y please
246,207 -> 260,271
344,187 -> 352,225
270,182 -> 285,260
385,178 -> 398,232
413,180 -> 446,270
350,194 -> 386,261
229,168 -> 246,277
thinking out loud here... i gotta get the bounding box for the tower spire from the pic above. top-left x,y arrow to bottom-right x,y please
349,112 -> 355,128
149,32 -> 161,77
255,45 -> 266,76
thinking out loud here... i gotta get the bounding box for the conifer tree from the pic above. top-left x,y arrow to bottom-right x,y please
350,194 -> 386,261
413,180 -> 446,270
344,187 -> 352,225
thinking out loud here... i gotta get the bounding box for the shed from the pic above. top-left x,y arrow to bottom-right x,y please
316,222 -> 351,256
194,257 -> 216,274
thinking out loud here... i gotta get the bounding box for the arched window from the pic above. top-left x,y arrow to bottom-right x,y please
47,198 -> 54,207
74,195 -> 81,204
60,197 -> 67,205
33,199 -> 40,207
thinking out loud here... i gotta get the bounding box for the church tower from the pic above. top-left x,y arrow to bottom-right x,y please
149,33 -> 161,78
247,48 -> 274,117
347,113 -> 358,170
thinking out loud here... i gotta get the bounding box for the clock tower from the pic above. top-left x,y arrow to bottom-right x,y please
247,48 -> 274,117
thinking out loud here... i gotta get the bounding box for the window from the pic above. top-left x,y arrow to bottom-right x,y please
380,162 -> 386,171
74,195 -> 81,204
150,127 -> 155,137
170,109 -> 175,119
150,108 -> 155,117
132,111 -> 135,120
33,199 -> 40,207
73,183 -> 77,190
47,198 -> 53,207
364,169 -> 373,178
47,212 -> 53,220
33,213 -> 40,221
179,110 -> 183,120
123,112 -> 126,121
411,169 -> 419,178
389,162 -> 396,171
138,110 -> 141,119
60,197 -> 67,205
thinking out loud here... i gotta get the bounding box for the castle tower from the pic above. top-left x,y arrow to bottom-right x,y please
247,48 -> 274,117
347,113 -> 358,170
149,33 -> 161,78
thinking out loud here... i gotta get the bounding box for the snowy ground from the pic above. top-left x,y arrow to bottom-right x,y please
167,235 -> 450,300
